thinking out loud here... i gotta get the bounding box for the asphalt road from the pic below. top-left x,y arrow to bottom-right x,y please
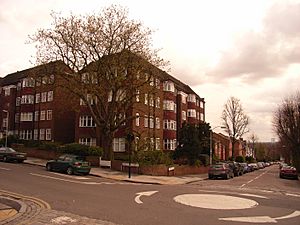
1,162 -> 300,225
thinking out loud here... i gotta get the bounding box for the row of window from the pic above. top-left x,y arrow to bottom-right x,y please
15,91 -> 53,106
15,110 -> 52,122
19,76 -> 54,89
19,128 -> 52,141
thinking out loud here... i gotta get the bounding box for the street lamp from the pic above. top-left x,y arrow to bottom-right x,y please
210,126 -> 226,165
2,110 -> 9,147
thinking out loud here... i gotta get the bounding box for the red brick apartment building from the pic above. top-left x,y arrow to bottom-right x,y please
1,59 -> 205,155
0,61 -> 76,144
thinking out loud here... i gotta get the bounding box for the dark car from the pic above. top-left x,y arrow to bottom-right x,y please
46,154 -> 91,175
0,147 -> 27,163
280,166 -> 298,180
227,161 -> 244,176
208,163 -> 234,180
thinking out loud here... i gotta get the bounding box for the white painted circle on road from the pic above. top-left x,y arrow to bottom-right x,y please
174,194 -> 258,210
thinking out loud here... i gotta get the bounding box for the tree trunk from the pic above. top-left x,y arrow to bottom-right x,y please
292,146 -> 300,172
102,133 -> 114,160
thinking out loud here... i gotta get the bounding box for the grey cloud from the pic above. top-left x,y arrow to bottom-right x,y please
208,2 -> 300,84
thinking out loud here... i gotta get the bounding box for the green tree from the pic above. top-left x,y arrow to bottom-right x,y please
174,122 -> 210,165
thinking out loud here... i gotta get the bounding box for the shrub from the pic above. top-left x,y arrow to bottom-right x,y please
245,156 -> 255,163
59,143 -> 103,156
39,141 -> 61,151
199,154 -> 209,166
235,155 -> 245,163
134,150 -> 173,166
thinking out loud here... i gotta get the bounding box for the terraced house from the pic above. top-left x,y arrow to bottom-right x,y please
0,57 -> 206,156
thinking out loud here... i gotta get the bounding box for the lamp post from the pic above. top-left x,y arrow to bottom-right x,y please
2,110 -> 9,147
210,126 -> 226,165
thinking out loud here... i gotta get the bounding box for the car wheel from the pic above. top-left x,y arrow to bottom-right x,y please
3,156 -> 8,162
66,167 -> 73,175
46,163 -> 52,171
17,160 -> 24,163
82,172 -> 89,176
208,174 -> 213,179
225,174 -> 229,180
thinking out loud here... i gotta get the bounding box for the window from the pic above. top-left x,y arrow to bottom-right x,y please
39,129 -> 45,140
149,95 -> 154,107
155,78 -> 160,89
163,100 -> 176,111
16,97 -> 21,106
200,113 -> 204,121
156,117 -> 160,129
144,94 -> 148,105
156,138 -> 160,150
22,78 -> 35,87
197,112 -> 200,120
79,137 -> 96,146
164,139 -> 177,150
46,129 -> 52,140
182,111 -> 187,121
34,111 -> 39,121
136,90 -> 140,102
20,112 -> 33,122
156,97 -> 160,108
34,129 -> 38,140
163,81 -> 175,92
41,92 -> 47,102
135,113 -> 140,126
40,111 -> 46,120
35,93 -> 40,103
187,109 -> 196,118
200,101 -> 204,108
79,115 -> 96,127
187,94 -> 196,103
144,115 -> 148,127
4,87 -> 10,96
149,116 -> 154,128
19,130 -> 32,140
163,120 -> 177,130
47,91 -> 53,102
47,110 -> 52,120
2,118 -> 7,128
15,113 -> 19,123
21,95 -> 34,104
150,76 -> 154,86
113,138 -> 125,152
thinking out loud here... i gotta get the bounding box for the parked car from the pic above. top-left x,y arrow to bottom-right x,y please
208,163 -> 234,180
46,154 -> 91,175
248,163 -> 259,170
0,147 -> 27,163
227,161 -> 244,176
280,166 -> 298,180
240,163 -> 252,173
257,162 -> 265,169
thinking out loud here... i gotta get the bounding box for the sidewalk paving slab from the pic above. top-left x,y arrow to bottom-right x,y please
24,157 -> 207,185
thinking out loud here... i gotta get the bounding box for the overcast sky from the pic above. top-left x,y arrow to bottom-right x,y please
1,0 -> 299,142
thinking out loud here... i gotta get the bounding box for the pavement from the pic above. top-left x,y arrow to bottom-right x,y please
23,157 -> 207,185
1,158 -> 207,224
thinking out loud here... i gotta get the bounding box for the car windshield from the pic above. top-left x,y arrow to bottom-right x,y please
211,164 -> 223,168
4,148 -> 16,153
75,156 -> 86,161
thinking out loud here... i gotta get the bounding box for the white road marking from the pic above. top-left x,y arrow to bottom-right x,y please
219,210 -> 300,223
285,193 -> 300,198
51,216 -> 77,224
0,167 -> 11,171
135,191 -> 158,204
174,194 -> 258,210
51,173 -> 90,180
239,193 -> 268,199
240,170 -> 269,188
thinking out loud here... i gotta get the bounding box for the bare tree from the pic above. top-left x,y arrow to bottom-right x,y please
273,92 -> 300,171
221,96 -> 250,158
29,5 -> 168,160
248,133 -> 258,159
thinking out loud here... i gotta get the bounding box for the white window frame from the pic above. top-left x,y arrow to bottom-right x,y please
79,115 -> 96,127
40,111 -> 46,120
113,138 -> 126,152
46,129 -> 52,140
135,113 -> 140,126
187,109 -> 196,118
47,91 -> 53,102
47,110 -> 52,120
79,137 -> 97,146
39,129 -> 45,140
41,92 -> 47,102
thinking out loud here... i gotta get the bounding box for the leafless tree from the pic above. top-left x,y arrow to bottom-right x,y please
248,133 -> 258,158
29,5 -> 168,160
273,92 -> 300,171
221,96 -> 250,158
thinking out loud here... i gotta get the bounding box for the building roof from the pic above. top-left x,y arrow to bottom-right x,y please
0,61 -> 68,87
